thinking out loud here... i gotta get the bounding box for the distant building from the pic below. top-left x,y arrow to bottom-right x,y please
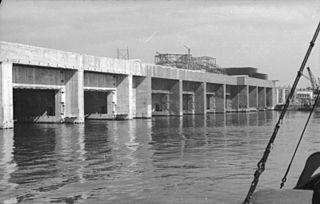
296,90 -> 313,105
221,67 -> 268,80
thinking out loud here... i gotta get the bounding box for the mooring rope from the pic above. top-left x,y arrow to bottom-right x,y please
242,21 -> 320,204
280,88 -> 320,189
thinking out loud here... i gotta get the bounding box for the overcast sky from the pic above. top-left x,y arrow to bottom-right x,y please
1,0 -> 320,86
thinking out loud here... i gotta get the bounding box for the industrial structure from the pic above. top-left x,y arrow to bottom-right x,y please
154,52 -> 223,74
0,41 -> 278,128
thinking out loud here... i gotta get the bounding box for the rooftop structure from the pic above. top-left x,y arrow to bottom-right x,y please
154,53 -> 223,74
222,67 -> 268,80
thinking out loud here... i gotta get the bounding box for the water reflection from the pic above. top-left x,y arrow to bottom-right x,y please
76,125 -> 86,184
1,111 -> 319,204
126,120 -> 140,151
0,129 -> 17,204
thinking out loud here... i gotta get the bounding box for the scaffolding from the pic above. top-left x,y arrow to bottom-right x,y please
154,52 -> 223,74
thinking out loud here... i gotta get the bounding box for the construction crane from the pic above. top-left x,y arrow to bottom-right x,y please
306,67 -> 320,93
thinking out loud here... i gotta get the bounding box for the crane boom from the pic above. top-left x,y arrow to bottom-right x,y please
306,67 -> 319,92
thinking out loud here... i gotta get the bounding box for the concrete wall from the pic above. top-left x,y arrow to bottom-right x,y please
13,65 -> 66,86
258,87 -> 266,108
216,84 -> 225,113
226,85 -> 238,111
238,85 -> 249,109
194,82 -> 205,114
169,80 -> 183,116
64,69 -> 84,122
206,83 -> 225,113
116,74 -> 132,119
0,41 -> 274,88
152,78 -> 177,91
183,81 -> 205,114
266,88 -> 273,107
249,86 -> 258,108
134,75 -> 151,118
84,72 -> 116,88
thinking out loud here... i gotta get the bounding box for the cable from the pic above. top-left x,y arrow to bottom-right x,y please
243,21 -> 320,204
280,88 -> 320,189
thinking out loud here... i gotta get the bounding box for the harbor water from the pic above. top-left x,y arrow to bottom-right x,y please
0,111 -> 319,203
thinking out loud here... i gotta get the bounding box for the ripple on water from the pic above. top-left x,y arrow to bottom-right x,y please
0,112 -> 319,203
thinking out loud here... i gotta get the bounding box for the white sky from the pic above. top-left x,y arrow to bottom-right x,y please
1,0 -> 320,86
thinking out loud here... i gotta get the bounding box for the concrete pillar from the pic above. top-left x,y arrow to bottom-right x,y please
194,82 -> 205,114
273,87 -> 277,108
258,87 -> 266,108
230,86 -> 238,110
169,80 -> 182,116
55,90 -> 62,120
135,75 -> 152,118
107,91 -> 116,117
256,86 -> 259,108
249,86 -> 258,108
275,88 -> 279,105
216,84 -> 225,113
266,88 -> 273,107
116,74 -> 133,119
238,85 -> 249,109
203,82 -> 207,114
282,88 -> 286,104
64,69 -> 84,123
0,62 -> 13,128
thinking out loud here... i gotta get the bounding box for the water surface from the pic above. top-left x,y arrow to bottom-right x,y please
0,111 -> 319,203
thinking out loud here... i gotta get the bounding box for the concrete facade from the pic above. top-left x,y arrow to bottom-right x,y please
258,87 -> 266,109
169,80 -> 183,116
249,86 -> 258,108
134,75 -> 152,118
0,62 -> 13,128
0,41 -> 277,128
238,85 -> 249,110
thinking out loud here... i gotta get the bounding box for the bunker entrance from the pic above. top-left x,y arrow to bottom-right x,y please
206,94 -> 215,111
152,93 -> 169,115
183,94 -> 194,114
13,89 -> 60,123
84,91 -> 113,119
